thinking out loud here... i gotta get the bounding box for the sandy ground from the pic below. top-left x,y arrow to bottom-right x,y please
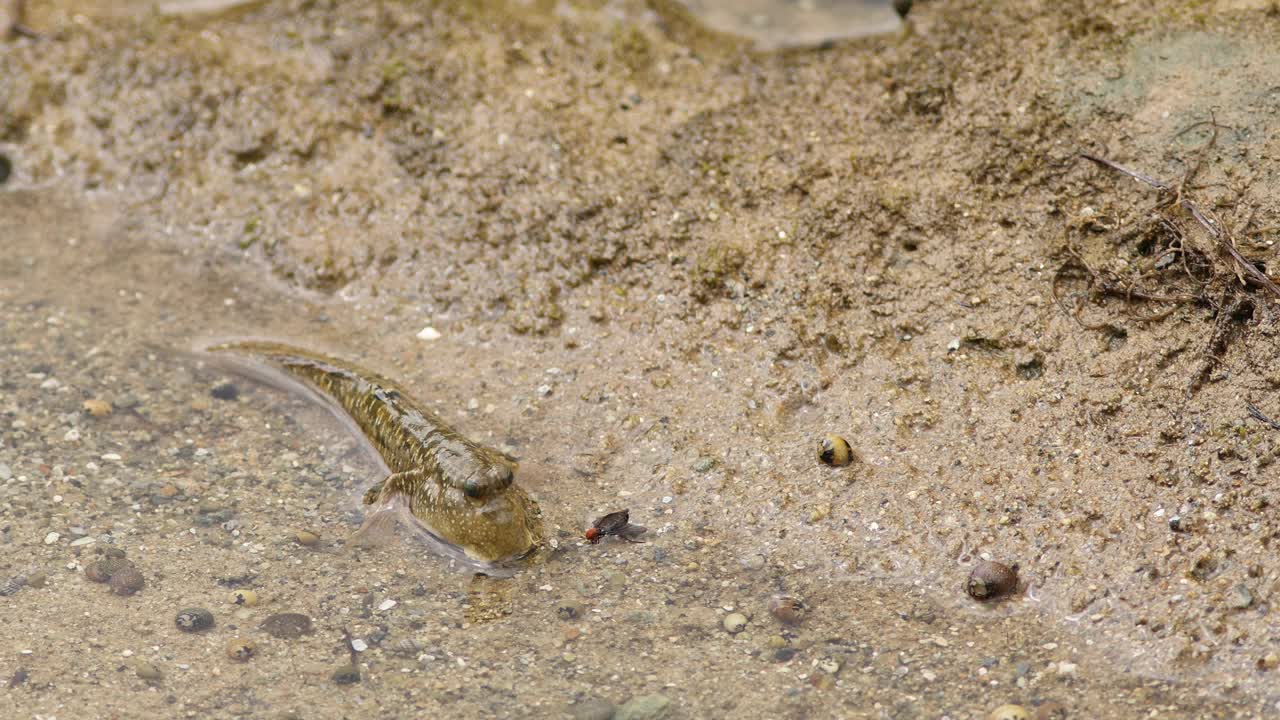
4,0 -> 1280,718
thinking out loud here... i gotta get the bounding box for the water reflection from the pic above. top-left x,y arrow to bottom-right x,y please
675,0 -> 902,49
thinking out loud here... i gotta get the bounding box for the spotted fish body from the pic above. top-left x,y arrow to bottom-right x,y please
207,341 -> 542,565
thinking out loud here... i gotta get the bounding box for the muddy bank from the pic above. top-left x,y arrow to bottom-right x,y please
4,0 -> 1280,717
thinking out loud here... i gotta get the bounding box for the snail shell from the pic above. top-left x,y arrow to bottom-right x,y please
817,435 -> 854,467
768,595 -> 806,625
989,705 -> 1031,720
175,608 -> 215,633
109,565 -> 145,596
967,560 -> 1018,601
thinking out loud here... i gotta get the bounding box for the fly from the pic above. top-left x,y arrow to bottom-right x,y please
585,509 -> 647,544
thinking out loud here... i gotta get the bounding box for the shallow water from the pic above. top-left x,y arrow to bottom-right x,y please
4,0 -> 1280,717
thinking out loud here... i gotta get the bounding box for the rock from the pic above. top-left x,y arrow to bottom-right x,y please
261,613 -> 313,639
691,457 -> 715,473
210,382 -> 240,400
614,694 -> 670,720
230,589 -> 259,607
134,661 -> 163,682
1228,584 -> 1254,610
175,608 -> 215,633
569,697 -> 616,720
557,600 -> 585,621
293,530 -> 319,547
722,612 -> 748,634
331,664 -> 361,684
25,572 -> 46,589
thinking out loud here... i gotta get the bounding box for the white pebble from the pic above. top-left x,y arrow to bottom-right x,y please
351,639 -> 368,652
378,599 -> 397,611
536,384 -> 552,397
63,428 -> 81,442
44,532 -> 60,545
70,536 -> 95,547
0,463 -> 10,480
101,453 -> 122,461
416,326 -> 442,341
41,378 -> 60,390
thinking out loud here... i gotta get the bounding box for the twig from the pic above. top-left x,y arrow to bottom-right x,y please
1080,153 -> 1171,191
1246,402 -> 1280,431
1080,150 -> 1280,299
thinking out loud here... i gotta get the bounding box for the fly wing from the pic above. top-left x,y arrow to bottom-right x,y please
593,509 -> 631,534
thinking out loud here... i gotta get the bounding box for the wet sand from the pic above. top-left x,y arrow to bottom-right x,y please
3,1 -> 1280,717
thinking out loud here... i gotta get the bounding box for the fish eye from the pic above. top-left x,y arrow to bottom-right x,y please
463,480 -> 483,498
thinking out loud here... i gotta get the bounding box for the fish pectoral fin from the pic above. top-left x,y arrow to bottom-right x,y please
353,470 -> 429,546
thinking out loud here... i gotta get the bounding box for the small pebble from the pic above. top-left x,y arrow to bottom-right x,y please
569,698 -> 616,720
722,612 -> 748,634
967,560 -> 1019,601
25,572 -> 46,589
1227,584 -> 1253,610
691,456 -> 716,473
557,600 -> 585,621
134,661 -> 162,682
378,598 -> 397,611
772,647 -> 798,662
331,664 -> 361,684
416,326 -> 442,341
210,382 -> 240,401
43,531 -> 60,545
614,694 -> 670,720
350,638 -> 368,652
225,638 -> 256,662
230,589 -> 259,607
989,705 -> 1030,720
175,608 -> 215,633
109,566 -> 146,596
82,399 -> 113,417
260,613 -> 314,639
293,530 -> 320,547
768,595 -> 805,625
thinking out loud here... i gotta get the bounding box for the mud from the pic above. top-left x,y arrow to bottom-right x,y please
3,0 -> 1280,717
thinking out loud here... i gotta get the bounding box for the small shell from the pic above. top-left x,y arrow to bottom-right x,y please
175,608 -> 215,633
768,595 -> 806,625
225,638 -> 256,662
0,576 -> 26,597
989,705 -> 1031,720
109,566 -> 145,596
722,612 -> 748,634
85,558 -> 131,583
967,560 -> 1019,601
230,589 -> 259,607
260,612 -> 313,639
817,435 -> 854,467
82,399 -> 113,417
331,664 -> 361,684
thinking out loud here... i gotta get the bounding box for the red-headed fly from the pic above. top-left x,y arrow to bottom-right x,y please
585,509 -> 647,544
